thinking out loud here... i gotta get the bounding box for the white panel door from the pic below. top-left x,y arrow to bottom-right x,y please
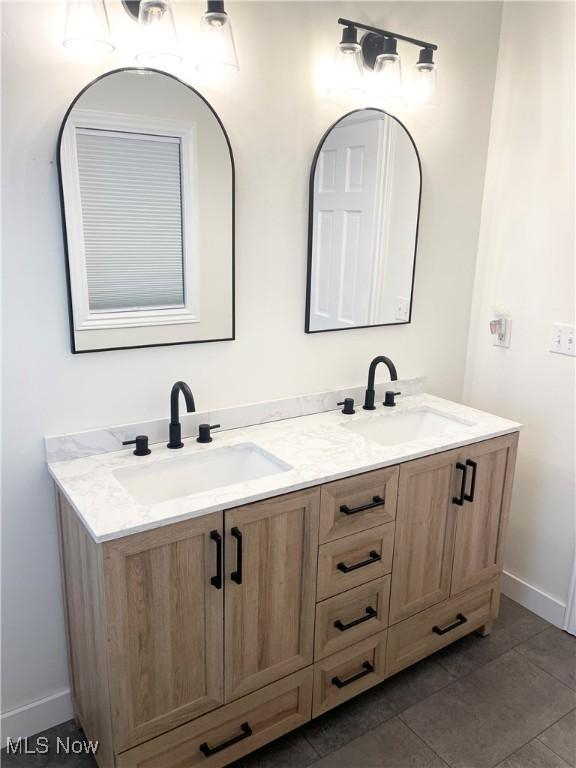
311,117 -> 382,329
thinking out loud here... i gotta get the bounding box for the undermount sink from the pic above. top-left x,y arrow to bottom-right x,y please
345,408 -> 474,447
114,443 -> 292,505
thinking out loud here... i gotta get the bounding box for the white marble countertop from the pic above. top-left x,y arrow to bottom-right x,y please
48,393 -> 521,543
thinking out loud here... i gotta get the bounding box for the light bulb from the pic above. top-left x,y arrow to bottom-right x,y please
63,0 -> 114,55
135,0 -> 181,66
328,26 -> 365,95
413,47 -> 437,106
196,0 -> 239,72
373,38 -> 402,101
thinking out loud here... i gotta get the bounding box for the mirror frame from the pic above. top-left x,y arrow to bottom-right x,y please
57,67 -> 235,354
305,108 -> 421,334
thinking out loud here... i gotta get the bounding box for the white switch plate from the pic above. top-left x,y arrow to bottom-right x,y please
492,316 -> 512,348
395,297 -> 410,322
550,323 -> 576,356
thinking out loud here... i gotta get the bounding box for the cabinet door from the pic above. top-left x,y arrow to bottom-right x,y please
451,433 -> 518,595
389,449 -> 460,624
104,513 -> 224,752
224,488 -> 320,702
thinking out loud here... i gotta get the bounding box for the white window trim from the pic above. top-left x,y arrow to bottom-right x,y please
60,109 -> 200,331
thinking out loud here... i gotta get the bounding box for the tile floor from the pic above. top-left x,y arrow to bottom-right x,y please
3,597 -> 574,768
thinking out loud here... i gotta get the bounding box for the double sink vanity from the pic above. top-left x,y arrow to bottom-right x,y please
49,368 -> 520,768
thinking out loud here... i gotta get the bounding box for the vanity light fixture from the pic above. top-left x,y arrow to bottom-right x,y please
328,25 -> 366,95
63,0 -> 240,72
372,37 -> 402,101
196,0 -> 239,73
122,0 -> 181,65
63,0 -> 114,54
333,18 -> 438,105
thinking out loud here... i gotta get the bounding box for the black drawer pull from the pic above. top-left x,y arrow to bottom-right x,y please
433,613 -> 468,636
199,722 -> 252,757
210,530 -> 223,590
332,661 -> 374,688
340,496 -> 385,516
337,551 -> 381,573
464,459 -> 478,502
231,527 -> 243,584
452,462 -> 467,506
334,606 -> 377,632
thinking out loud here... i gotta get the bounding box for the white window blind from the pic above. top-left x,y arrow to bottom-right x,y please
76,129 -> 185,313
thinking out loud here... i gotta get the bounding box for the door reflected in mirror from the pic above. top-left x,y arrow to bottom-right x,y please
306,109 -> 421,333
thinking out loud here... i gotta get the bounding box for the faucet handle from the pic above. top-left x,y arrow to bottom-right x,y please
383,391 -> 401,408
197,424 -> 221,444
337,398 -> 355,415
122,435 -> 151,456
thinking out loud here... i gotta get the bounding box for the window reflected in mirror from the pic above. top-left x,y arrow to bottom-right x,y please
58,69 -> 234,353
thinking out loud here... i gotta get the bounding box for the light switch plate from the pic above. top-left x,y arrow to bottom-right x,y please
395,297 -> 410,322
550,323 -> 576,356
492,316 -> 512,348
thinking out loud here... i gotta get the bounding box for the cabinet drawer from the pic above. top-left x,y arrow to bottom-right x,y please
312,631 -> 387,717
117,668 -> 313,768
386,580 -> 500,676
317,524 -> 394,600
315,576 -> 390,660
319,467 -> 399,543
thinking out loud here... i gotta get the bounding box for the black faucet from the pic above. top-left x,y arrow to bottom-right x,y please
167,381 -> 196,449
363,356 -> 398,410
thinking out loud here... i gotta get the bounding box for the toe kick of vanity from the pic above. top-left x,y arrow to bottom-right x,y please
56,432 -> 518,768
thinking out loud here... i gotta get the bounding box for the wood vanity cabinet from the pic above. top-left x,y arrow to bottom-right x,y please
389,433 -> 517,625
57,432 -> 518,768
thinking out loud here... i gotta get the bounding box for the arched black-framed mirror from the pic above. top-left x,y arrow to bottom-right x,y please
58,68 -> 234,353
305,108 -> 421,333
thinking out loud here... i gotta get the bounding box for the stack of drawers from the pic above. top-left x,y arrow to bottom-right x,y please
312,467 -> 399,716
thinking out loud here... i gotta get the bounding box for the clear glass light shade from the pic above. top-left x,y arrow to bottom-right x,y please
373,53 -> 402,100
328,42 -> 365,95
135,0 -> 182,66
196,11 -> 239,72
413,63 -> 438,106
63,0 -> 114,54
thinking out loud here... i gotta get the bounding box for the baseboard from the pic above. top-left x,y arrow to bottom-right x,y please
1,688 -> 73,747
501,570 -> 566,628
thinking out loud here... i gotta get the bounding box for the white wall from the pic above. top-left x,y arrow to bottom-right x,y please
1,0 -> 502,736
464,1 -> 575,625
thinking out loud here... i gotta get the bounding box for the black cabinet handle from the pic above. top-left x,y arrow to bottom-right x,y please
337,551 -> 381,573
433,613 -> 468,636
340,496 -> 385,516
464,459 -> 478,502
332,661 -> 374,688
199,722 -> 252,757
452,462 -> 468,506
210,530 -> 223,590
334,606 -> 377,632
231,527 -> 243,584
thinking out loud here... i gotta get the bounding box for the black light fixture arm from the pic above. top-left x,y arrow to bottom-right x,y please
337,17 -> 438,51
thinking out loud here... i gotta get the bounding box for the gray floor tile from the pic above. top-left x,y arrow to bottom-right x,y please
301,683 -> 395,756
229,731 -> 319,768
376,657 -> 455,714
538,709 -> 576,766
435,595 -> 551,678
1,721 -> 97,767
311,717 -> 448,768
497,739 -> 571,768
516,628 -> 576,690
400,650 -> 576,768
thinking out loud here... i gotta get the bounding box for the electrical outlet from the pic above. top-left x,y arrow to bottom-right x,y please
550,323 -> 576,356
395,297 -> 410,322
